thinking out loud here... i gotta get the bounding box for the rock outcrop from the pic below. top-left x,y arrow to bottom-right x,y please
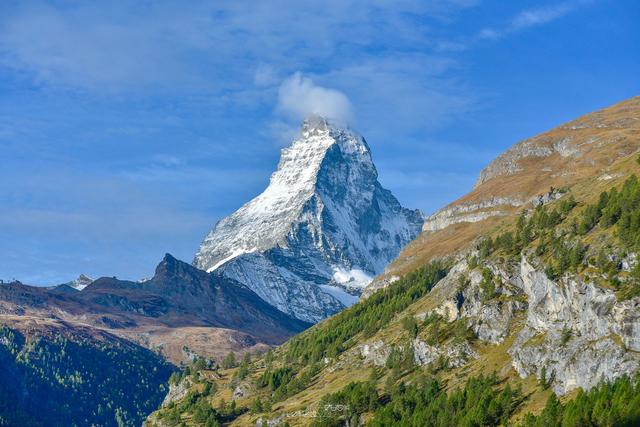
509,257 -> 640,395
423,255 -> 640,395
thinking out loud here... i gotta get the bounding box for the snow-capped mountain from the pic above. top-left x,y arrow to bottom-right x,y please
66,274 -> 93,290
194,115 -> 423,322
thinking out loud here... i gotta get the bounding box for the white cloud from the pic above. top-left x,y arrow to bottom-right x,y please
277,72 -> 354,123
511,4 -> 574,30
478,1 -> 589,41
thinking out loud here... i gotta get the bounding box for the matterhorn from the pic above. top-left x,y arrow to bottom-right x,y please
194,116 -> 423,322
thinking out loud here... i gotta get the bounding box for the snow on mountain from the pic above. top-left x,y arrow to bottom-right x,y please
67,274 -> 93,290
193,115 -> 423,322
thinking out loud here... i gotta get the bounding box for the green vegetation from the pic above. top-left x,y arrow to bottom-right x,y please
310,373 -> 640,426
539,366 -> 552,390
286,261 -> 448,364
385,345 -> 416,382
590,175 -> 640,250
0,326 -> 174,427
480,267 -> 499,302
522,374 -> 640,427
401,315 -> 419,338
257,367 -> 294,391
475,178 -> 640,296
256,364 -> 322,401
476,194 -> 579,266
152,260 -> 449,425
311,374 -> 519,427
374,374 -> 518,427
312,381 -> 379,427
221,351 -> 237,369
149,179 -> 640,426
159,387 -> 243,427
157,356 -> 246,427
235,352 -> 251,380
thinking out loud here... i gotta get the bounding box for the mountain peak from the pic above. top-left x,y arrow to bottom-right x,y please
193,118 -> 423,322
154,253 -> 193,280
161,252 -> 178,264
301,113 -> 330,133
65,273 -> 93,291
299,114 -> 359,146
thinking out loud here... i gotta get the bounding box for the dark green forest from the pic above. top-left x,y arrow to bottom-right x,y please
310,373 -> 640,427
0,326 -> 174,427
521,373 -> 640,427
285,261 -> 448,365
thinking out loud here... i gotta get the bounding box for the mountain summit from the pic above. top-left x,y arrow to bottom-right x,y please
194,116 -> 423,322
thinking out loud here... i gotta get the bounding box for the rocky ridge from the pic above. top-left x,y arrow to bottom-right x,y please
0,254 -> 309,365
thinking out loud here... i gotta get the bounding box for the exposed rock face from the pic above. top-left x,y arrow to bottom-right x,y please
160,376 -> 192,408
360,340 -> 391,366
360,274 -> 399,299
475,140 -> 554,188
421,190 -> 566,233
420,254 -> 640,395
194,116 -> 423,322
509,257 -> 640,395
422,197 -> 524,232
460,265 -> 525,344
232,383 -> 250,399
358,336 -> 477,370
531,187 -> 565,207
417,259 -> 524,346
412,338 -> 477,368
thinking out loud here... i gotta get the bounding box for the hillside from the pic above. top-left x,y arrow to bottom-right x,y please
0,253 -> 312,425
145,96 -> 640,426
368,95 -> 640,292
0,254 -> 309,366
0,320 -> 174,427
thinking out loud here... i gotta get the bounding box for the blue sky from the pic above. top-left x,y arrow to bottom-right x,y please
1,0 -> 638,284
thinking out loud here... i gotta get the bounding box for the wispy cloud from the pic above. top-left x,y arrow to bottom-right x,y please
0,0 -> 485,139
0,1 -> 474,91
478,1 -> 590,41
321,54 -> 474,136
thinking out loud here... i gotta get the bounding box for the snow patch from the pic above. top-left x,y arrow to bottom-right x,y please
332,268 -> 373,289
320,285 -> 359,307
207,248 -> 257,272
